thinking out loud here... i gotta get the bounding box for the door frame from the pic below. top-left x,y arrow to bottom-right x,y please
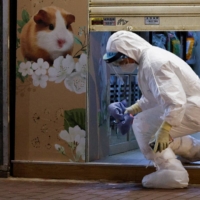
0,0 -> 11,177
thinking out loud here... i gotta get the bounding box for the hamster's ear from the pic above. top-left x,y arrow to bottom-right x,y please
66,14 -> 75,25
34,10 -> 50,25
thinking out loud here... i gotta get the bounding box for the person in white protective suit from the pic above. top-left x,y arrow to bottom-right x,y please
103,30 -> 200,189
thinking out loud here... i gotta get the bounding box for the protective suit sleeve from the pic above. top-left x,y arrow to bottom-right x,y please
125,102 -> 142,115
137,95 -> 158,111
147,62 -> 187,126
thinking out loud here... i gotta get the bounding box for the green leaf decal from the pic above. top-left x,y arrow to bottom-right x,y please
17,28 -> 22,34
17,20 -> 26,28
17,10 -> 30,33
22,10 -> 30,23
64,109 -> 86,131
74,35 -> 83,46
73,55 -> 81,59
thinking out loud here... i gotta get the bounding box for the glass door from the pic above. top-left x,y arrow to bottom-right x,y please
109,73 -> 141,155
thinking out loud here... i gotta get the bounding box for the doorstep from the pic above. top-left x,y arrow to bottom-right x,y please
11,160 -> 200,184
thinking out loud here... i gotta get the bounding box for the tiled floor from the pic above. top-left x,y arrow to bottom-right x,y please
1,178 -> 200,200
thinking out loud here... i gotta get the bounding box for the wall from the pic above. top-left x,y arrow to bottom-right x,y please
15,0 -> 88,163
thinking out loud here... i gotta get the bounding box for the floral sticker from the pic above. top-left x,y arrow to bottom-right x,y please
55,108 -> 86,162
16,10 -> 87,94
18,61 -> 33,76
55,125 -> 86,162
17,53 -> 87,93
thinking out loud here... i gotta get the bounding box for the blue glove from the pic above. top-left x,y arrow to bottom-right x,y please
108,100 -> 134,135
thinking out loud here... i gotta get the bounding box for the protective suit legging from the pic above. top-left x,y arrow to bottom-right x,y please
132,106 -> 200,163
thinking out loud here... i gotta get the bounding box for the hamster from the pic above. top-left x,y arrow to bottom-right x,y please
20,6 -> 75,65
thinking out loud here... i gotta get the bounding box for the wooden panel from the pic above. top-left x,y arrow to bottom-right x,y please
90,0 -> 200,6
12,161 -> 155,182
185,166 -> 200,184
12,161 -> 200,184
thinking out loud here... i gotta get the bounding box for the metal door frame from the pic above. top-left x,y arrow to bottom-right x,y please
0,0 -> 10,176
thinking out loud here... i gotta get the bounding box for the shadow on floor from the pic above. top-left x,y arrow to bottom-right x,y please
92,149 -> 153,165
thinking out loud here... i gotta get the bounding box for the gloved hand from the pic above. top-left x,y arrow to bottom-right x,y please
124,103 -> 142,115
108,100 -> 134,135
149,121 -> 172,153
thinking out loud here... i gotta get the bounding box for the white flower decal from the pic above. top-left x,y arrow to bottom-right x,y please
64,72 -> 86,94
59,126 -> 85,144
55,144 -> 66,155
18,61 -> 33,76
58,126 -> 86,161
32,58 -> 49,76
63,55 -> 76,74
76,137 -> 85,160
18,53 -> 87,93
32,73 -> 48,88
48,55 -> 75,83
75,53 -> 87,78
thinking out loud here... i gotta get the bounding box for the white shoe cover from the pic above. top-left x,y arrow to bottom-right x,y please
142,169 -> 189,189
142,148 -> 189,189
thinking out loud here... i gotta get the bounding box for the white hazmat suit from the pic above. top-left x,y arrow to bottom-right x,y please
106,31 -> 200,188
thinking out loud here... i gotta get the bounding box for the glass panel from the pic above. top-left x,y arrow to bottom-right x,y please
90,31 -> 200,164
110,74 -> 130,103
130,74 -> 141,105
109,75 -> 129,145
109,74 -> 141,145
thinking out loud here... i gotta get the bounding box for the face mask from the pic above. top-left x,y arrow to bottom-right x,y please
120,63 -> 138,73
110,66 -> 124,85
108,58 -> 138,84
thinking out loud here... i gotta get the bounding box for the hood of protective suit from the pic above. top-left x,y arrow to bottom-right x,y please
106,31 -> 152,63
